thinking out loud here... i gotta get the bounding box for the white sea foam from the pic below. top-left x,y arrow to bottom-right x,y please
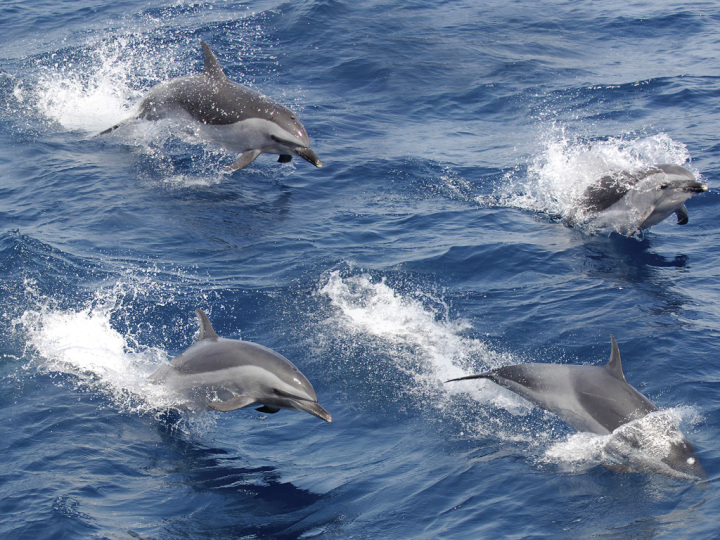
318,270 -> 532,422
320,270 -> 498,383
495,129 -> 697,234
16,274 -> 205,417
20,303 -> 179,415
29,37 -> 163,133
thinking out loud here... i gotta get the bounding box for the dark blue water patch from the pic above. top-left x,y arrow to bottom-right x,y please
596,9 -> 705,40
152,433 -> 323,537
524,77 -> 681,126
648,76 -> 720,110
0,376 -> 321,539
0,231 -> 107,304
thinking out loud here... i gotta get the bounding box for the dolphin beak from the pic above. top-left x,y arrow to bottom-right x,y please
296,401 -> 332,422
295,147 -> 323,168
688,183 -> 709,193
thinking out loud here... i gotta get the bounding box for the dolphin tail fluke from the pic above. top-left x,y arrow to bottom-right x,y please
229,149 -> 262,171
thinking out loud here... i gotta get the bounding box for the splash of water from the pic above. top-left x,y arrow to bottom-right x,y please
496,129 -> 696,233
28,36 -> 165,133
15,271 -> 215,418
543,408 -> 703,478
318,270 -> 533,425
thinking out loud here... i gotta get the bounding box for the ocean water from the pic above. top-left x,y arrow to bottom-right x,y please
1,0 -> 719,537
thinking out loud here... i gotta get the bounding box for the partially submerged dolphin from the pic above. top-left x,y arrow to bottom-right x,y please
150,310 -> 332,422
582,164 -> 707,236
447,336 -> 704,479
101,42 -> 322,171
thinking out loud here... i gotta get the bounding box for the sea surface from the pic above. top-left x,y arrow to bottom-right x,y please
1,0 -> 719,538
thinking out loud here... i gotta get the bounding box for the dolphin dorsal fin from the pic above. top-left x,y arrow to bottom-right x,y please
200,41 -> 227,81
605,335 -> 626,381
195,309 -> 219,340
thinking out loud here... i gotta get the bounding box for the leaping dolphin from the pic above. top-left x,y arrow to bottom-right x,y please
446,336 -> 704,479
150,310 -> 332,422
582,164 -> 707,236
100,42 -> 322,171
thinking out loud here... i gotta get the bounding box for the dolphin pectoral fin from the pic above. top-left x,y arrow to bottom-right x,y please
255,405 -> 281,414
629,207 -> 656,237
208,395 -> 256,412
98,125 -> 119,136
229,149 -> 262,171
675,204 -> 689,225
603,463 -> 633,474
277,154 -> 292,163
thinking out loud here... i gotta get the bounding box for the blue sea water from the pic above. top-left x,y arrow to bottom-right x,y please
1,0 -> 720,537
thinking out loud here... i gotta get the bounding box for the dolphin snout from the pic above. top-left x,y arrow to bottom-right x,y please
687,182 -> 709,193
298,401 -> 332,422
295,147 -> 323,168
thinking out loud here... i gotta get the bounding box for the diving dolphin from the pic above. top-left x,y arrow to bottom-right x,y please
150,310 -> 332,422
447,336 -> 704,479
101,42 -> 322,171
582,164 -> 707,236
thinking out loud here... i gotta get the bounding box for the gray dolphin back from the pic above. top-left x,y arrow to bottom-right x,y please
137,43 -> 303,129
446,336 -> 657,434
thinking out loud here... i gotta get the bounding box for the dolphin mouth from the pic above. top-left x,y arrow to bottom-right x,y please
686,182 -> 709,193
295,400 -> 332,422
295,147 -> 323,168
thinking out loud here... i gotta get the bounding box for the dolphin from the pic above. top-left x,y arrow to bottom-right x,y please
150,310 -> 332,422
581,164 -> 707,236
446,336 -> 704,479
100,42 -> 322,171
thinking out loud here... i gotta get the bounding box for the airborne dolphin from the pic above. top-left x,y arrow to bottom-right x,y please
447,336 -> 704,479
101,42 -> 322,171
150,310 -> 332,422
582,164 -> 707,236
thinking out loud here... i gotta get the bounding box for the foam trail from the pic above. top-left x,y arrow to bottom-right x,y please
20,303 -> 179,415
319,270 -> 526,414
